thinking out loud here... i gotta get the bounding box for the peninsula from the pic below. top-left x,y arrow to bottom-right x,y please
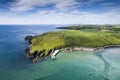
25,25 -> 120,62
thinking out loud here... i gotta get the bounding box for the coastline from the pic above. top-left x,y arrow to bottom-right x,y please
25,35 -> 120,62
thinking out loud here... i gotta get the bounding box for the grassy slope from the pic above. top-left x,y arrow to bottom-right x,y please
30,30 -> 120,55
31,32 -> 65,54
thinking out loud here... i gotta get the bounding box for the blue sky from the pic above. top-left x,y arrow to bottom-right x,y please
0,0 -> 120,24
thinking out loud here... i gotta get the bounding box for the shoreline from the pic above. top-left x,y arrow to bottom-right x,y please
25,35 -> 120,62
51,45 -> 120,59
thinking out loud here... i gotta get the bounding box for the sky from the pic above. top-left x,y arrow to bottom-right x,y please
0,0 -> 120,24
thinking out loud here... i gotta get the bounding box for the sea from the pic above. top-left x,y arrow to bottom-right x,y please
0,25 -> 120,80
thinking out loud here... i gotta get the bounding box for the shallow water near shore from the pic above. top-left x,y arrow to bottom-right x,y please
0,25 -> 120,80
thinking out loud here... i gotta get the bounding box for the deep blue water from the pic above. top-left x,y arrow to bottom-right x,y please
0,25 -> 58,80
0,25 -> 120,80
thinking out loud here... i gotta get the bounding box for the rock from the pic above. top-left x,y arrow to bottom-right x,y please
25,35 -> 33,44
25,35 -> 33,40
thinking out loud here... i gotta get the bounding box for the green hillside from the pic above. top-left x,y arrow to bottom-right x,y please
30,29 -> 120,55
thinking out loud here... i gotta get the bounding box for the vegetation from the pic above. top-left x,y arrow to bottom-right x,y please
57,24 -> 120,32
31,32 -> 65,55
30,26 -> 120,55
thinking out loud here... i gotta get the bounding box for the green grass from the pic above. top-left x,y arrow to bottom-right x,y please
30,30 -> 120,55
31,32 -> 65,54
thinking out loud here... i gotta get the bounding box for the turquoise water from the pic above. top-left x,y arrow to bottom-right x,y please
0,25 -> 120,80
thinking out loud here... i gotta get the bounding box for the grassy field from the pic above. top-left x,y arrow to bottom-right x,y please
30,29 -> 120,55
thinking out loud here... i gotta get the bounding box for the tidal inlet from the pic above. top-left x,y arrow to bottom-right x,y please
0,0 -> 120,80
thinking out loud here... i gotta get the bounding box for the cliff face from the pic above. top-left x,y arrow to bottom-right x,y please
25,35 -> 50,63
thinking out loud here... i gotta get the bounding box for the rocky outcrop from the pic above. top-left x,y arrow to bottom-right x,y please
25,47 -> 49,63
25,35 -> 54,63
60,47 -> 95,53
25,35 -> 33,44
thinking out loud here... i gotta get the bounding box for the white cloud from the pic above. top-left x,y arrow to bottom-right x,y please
0,11 -> 120,24
30,9 -> 91,17
55,0 -> 77,9
10,0 -> 77,12
10,0 -> 102,12
1,0 -> 119,24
